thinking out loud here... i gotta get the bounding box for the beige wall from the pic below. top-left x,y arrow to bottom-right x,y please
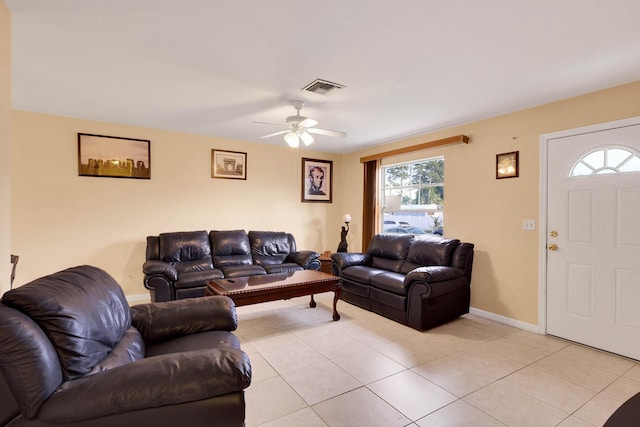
11,111 -> 344,295
0,1 -> 11,293
344,80 -> 640,325
7,11 -> 640,326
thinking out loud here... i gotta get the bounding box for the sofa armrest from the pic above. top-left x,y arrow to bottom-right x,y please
142,260 -> 178,281
330,253 -> 370,273
287,250 -> 320,270
38,348 -> 251,423
404,266 -> 465,286
131,296 -> 238,345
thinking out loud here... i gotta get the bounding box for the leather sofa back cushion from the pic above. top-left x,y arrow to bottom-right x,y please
210,230 -> 253,267
401,238 -> 461,273
249,231 -> 292,266
146,235 -> 160,260
369,234 -> 414,272
159,230 -> 211,262
1,266 -> 132,381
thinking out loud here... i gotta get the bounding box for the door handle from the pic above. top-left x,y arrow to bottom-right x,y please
548,244 -> 558,251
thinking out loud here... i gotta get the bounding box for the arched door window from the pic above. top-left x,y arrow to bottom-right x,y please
570,146 -> 640,176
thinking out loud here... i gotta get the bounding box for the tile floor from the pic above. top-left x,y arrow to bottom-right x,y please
234,293 -> 639,427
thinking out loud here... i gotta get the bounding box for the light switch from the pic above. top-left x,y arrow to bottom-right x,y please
523,220 -> 536,231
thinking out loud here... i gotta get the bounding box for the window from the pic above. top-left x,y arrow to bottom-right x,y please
381,157 -> 444,235
570,146 -> 640,176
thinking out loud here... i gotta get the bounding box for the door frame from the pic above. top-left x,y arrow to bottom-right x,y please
538,115 -> 640,335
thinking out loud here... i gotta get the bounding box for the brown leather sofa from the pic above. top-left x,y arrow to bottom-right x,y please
331,234 -> 474,330
143,229 -> 321,302
0,265 -> 251,427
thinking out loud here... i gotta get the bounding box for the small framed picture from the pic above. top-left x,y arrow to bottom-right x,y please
211,149 -> 247,180
496,151 -> 519,179
78,133 -> 150,179
302,158 -> 332,203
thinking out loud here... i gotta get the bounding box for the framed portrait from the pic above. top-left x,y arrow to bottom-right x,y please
78,133 -> 150,179
211,149 -> 247,180
302,158 -> 332,203
496,151 -> 519,179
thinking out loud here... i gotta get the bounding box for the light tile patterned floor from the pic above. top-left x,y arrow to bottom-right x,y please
235,294 -> 639,426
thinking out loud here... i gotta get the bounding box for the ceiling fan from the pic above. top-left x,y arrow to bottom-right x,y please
254,100 -> 347,148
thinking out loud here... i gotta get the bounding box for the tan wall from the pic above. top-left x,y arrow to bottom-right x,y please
0,1 -> 11,293
11,111 -> 344,295
344,80 -> 640,325
8,37 -> 640,325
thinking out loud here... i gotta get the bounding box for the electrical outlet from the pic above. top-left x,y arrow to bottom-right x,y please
523,220 -> 536,231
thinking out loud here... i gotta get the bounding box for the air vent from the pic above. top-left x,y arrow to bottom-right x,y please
302,79 -> 345,96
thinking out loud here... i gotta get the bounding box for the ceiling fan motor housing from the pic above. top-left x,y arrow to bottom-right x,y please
286,115 -> 305,126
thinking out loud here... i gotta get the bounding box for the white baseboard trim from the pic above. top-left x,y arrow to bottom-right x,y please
469,306 -> 539,334
126,293 -> 151,305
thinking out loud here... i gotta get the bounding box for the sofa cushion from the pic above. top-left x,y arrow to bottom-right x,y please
214,254 -> 253,268
173,258 -> 215,274
174,269 -> 224,288
86,327 -> 145,375
249,231 -> 292,266
145,330 -> 241,358
220,264 -> 267,278
1,266 -> 131,381
401,237 -> 460,274
342,265 -> 388,284
369,234 -> 414,273
370,271 -> 407,295
210,230 -> 254,268
159,231 -> 211,262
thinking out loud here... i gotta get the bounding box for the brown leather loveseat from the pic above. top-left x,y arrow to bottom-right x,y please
331,234 -> 474,331
0,265 -> 251,427
143,229 -> 320,302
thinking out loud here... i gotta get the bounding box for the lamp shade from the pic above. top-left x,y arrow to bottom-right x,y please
284,131 -> 299,148
343,214 -> 352,223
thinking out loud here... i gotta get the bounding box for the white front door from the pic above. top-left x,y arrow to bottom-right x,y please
546,120 -> 640,360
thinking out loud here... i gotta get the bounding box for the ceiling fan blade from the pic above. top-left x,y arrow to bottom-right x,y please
300,131 -> 314,146
307,128 -> 347,138
299,118 -> 318,128
252,121 -> 287,128
260,130 -> 289,138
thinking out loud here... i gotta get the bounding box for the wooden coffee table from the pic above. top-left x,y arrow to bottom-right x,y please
206,270 -> 342,321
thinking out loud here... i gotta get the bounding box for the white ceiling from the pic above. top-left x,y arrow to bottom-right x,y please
7,1 -> 640,153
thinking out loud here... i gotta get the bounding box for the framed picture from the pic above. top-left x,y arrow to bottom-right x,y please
211,149 -> 247,180
496,151 -> 519,179
78,133 -> 150,179
302,158 -> 332,203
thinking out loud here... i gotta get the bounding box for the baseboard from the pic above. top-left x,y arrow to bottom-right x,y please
469,306 -> 539,333
126,293 -> 151,305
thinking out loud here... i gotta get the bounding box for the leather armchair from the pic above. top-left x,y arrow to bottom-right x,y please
0,265 -> 251,427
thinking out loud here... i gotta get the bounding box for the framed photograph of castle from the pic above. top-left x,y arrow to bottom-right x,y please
78,133 -> 150,179
211,149 -> 247,180
302,157 -> 332,203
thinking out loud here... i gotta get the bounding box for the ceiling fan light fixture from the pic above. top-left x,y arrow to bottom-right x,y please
300,131 -> 314,146
255,100 -> 346,147
284,131 -> 299,148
